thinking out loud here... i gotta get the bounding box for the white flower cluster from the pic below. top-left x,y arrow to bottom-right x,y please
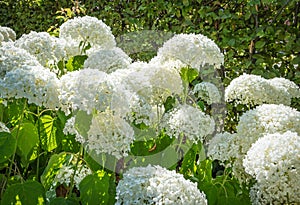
108,68 -> 154,125
0,122 -> 10,133
236,104 -> 300,154
86,111 -> 135,159
15,31 -> 66,69
124,61 -> 183,106
84,47 -> 132,73
162,104 -> 215,143
0,42 -> 41,78
59,68 -> 132,116
59,16 -> 116,57
225,73 -> 300,106
0,65 -> 61,109
59,69 -> 108,115
155,33 -> 224,71
51,163 -> 92,190
193,82 -> 221,105
52,164 -> 92,188
116,165 -> 207,205
268,77 -> 300,98
207,132 -> 237,165
0,26 -> 16,43
207,104 -> 300,184
63,116 -> 83,143
233,104 -> 299,183
46,162 -> 92,202
243,131 -> 300,204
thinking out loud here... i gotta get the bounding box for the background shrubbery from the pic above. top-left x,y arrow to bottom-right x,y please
1,0 -> 299,82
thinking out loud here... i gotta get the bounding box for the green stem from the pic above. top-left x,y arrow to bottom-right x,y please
68,146 -> 83,198
36,106 -> 41,180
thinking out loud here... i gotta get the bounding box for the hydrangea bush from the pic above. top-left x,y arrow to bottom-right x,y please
0,16 -> 299,205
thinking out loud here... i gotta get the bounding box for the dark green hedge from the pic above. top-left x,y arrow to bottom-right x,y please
1,0 -> 299,90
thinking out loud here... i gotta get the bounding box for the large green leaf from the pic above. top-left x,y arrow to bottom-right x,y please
79,171 -> 112,205
179,143 -> 201,175
1,181 -> 45,205
11,122 -> 39,161
38,115 -> 57,152
0,132 -> 16,163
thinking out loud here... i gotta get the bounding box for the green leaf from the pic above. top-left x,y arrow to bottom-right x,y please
38,115 -> 57,152
79,171 -> 112,205
180,143 -> 201,175
197,101 -> 205,112
130,133 -> 174,156
49,197 -> 80,205
180,67 -> 199,83
202,183 -> 218,205
255,40 -> 266,49
6,99 -> 25,126
66,55 -> 88,72
41,152 -> 72,190
163,96 -> 176,112
182,0 -> 189,6
1,181 -> 45,205
0,132 -> 16,163
197,159 -> 213,182
74,110 -> 93,139
11,122 -> 39,161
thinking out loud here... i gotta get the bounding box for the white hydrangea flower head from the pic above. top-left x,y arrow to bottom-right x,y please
156,33 -> 224,71
193,82 -> 221,105
59,16 -> 116,57
0,122 -> 10,133
162,104 -> 215,143
85,110 -> 135,159
59,68 -> 132,116
236,104 -> 300,154
268,77 -> 300,99
109,68 -> 159,126
0,26 -> 16,42
124,61 -> 183,106
15,31 -> 66,69
225,73 -> 298,105
116,165 -> 207,205
0,65 -> 61,109
225,73 -> 276,105
83,47 -> 131,73
207,132 -> 237,165
0,42 -> 41,78
149,57 -> 188,71
243,131 -> 300,204
230,104 -> 300,183
59,69 -> 107,115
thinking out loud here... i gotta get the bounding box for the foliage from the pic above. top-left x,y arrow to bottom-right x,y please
0,0 -> 299,204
